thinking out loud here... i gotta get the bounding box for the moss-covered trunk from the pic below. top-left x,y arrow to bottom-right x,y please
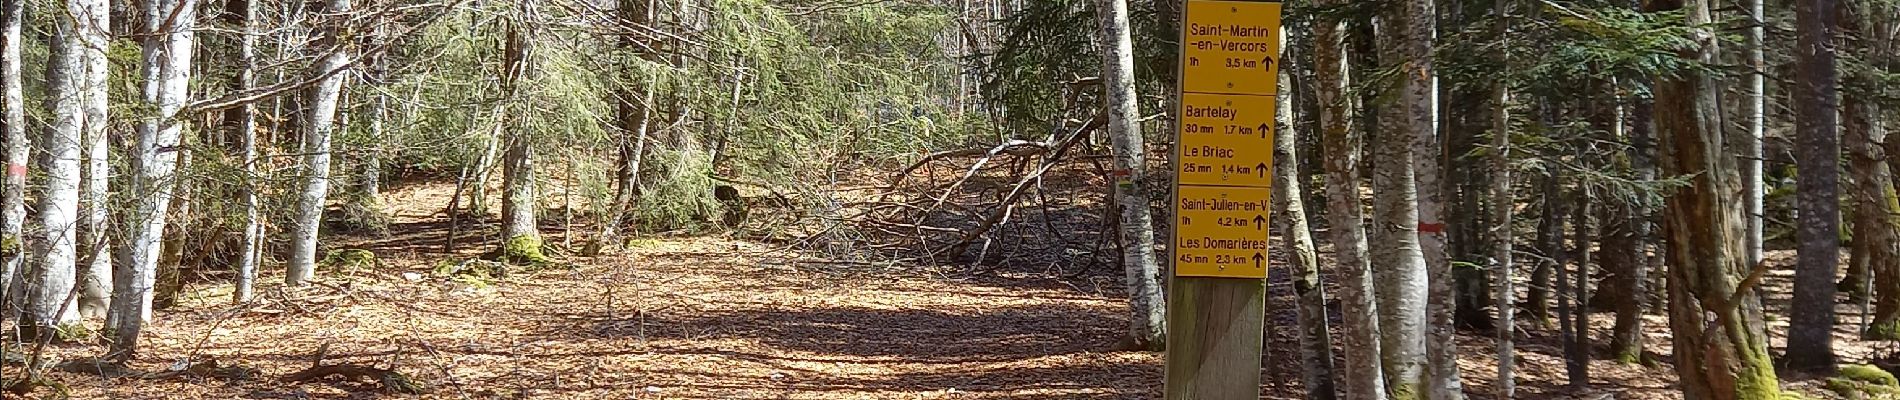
1651,0 -> 1781,395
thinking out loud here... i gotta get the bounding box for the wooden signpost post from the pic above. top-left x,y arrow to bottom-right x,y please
1165,1 -> 1282,398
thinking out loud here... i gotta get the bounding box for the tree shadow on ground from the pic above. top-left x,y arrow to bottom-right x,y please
552,302 -> 1121,363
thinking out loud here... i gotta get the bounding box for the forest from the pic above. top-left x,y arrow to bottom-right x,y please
0,0 -> 1898,398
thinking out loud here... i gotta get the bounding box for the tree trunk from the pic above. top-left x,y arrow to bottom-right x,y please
1651,0 -> 1781,396
1786,0 -> 1841,371
1404,0 -> 1460,395
75,0 -> 110,318
1094,0 -> 1163,350
1742,0 -> 1765,278
592,0 -> 657,254
1604,194 -> 1649,362
1488,1 -> 1515,393
1854,0 -> 1900,342
1371,7 -> 1428,396
1314,1 -> 1386,396
234,0 -> 261,303
287,0 -> 353,286
29,0 -> 88,333
499,0 -> 542,258
0,0 -> 25,316
1275,33 -> 1335,400
109,0 -> 196,361
1567,186 -> 1593,386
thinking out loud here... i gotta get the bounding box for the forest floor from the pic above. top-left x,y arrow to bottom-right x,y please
7,178 -> 1887,399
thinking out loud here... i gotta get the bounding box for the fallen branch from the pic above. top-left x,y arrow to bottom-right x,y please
283,364 -> 429,394
938,114 -> 1104,258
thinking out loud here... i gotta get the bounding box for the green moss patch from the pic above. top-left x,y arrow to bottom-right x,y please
321,249 -> 381,273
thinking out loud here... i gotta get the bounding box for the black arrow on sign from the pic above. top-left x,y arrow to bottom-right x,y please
1253,252 -> 1265,269
1253,215 -> 1267,230
1258,123 -> 1271,139
1257,162 -> 1269,179
1262,56 -> 1274,72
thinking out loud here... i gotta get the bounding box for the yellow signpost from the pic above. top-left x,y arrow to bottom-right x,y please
1172,0 -> 1279,279
1165,1 -> 1281,398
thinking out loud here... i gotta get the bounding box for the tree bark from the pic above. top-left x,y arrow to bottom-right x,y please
1650,0 -> 1781,396
1488,1 -> 1515,394
1404,0 -> 1460,395
1853,0 -> 1900,342
1742,0 -> 1765,277
1371,7 -> 1428,397
234,0 -> 261,303
593,0 -> 657,254
1567,186 -> 1593,386
110,0 -> 197,361
29,0 -> 88,332
75,0 -> 110,318
1094,0 -> 1163,350
0,0 -> 25,315
498,0 -> 542,260
1275,32 -> 1335,400
1313,1 -> 1386,396
1786,0 -> 1841,371
287,0 -> 353,286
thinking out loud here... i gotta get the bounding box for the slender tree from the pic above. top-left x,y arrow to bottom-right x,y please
1275,27 -> 1335,400
28,0 -> 89,334
288,0 -> 355,285
234,0 -> 262,302
1371,3 -> 1429,395
1095,0 -> 1164,350
1742,0 -> 1764,274
0,0 -> 24,311
1650,0 -> 1781,396
1408,0 -> 1462,393
1567,185 -> 1593,385
110,0 -> 198,360
1785,0 -> 1841,370
1314,0 -> 1386,396
1490,2 -> 1515,397
75,0 -> 110,318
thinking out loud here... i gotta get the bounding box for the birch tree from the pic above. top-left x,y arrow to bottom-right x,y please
1650,0 -> 1780,396
1742,0 -> 1764,275
29,0 -> 89,333
1094,0 -> 1164,350
75,0 -> 110,318
1371,5 -> 1428,396
235,0 -> 262,302
1490,1 -> 1515,397
1314,0 -> 1385,396
1404,0 -> 1462,394
288,0 -> 355,285
0,0 -> 24,311
110,0 -> 197,360
1275,27 -> 1334,399
1785,0 -> 1840,370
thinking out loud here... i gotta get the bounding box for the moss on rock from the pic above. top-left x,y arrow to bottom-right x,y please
1842,365 -> 1900,386
321,249 -> 381,272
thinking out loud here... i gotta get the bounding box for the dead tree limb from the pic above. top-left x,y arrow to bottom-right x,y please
938,114 -> 1104,258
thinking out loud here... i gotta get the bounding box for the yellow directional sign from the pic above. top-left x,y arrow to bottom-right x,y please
1173,185 -> 1273,278
1181,0 -> 1281,96
1172,0 -> 1280,280
1178,92 -> 1274,188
